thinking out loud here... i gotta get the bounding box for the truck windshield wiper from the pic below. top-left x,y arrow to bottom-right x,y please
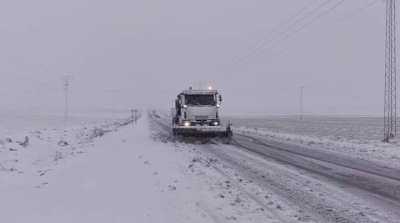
206,99 -> 214,105
189,99 -> 201,105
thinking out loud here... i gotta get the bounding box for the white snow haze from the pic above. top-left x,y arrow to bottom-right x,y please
0,0 -> 389,117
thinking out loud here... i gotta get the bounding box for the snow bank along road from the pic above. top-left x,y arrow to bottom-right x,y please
153,113 -> 400,223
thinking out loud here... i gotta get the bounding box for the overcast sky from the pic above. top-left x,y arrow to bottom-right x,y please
0,0 -> 392,117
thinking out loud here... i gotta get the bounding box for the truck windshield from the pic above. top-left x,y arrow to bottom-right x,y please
185,95 -> 216,106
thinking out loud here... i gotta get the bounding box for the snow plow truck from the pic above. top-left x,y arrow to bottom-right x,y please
171,87 -> 232,142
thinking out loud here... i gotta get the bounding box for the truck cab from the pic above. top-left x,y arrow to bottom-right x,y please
172,88 -> 222,127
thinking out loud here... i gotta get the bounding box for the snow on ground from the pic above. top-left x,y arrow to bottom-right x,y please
0,116 -> 115,134
226,116 -> 400,169
2,119 -> 200,222
0,112 -> 250,223
3,111 -> 399,222
1,111 -> 301,223
0,116 -> 134,175
149,123 -> 288,223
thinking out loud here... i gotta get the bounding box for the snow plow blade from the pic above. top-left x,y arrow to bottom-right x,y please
172,126 -> 233,143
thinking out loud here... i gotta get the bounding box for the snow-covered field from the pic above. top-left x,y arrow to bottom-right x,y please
0,117 -> 131,173
225,116 -> 400,169
226,116 -> 390,143
0,117 -> 104,137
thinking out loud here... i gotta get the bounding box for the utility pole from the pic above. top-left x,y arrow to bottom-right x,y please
112,101 -> 115,119
60,76 -> 73,120
131,109 -> 138,125
384,0 -> 397,142
300,86 -> 303,121
135,110 -> 137,124
131,110 -> 134,125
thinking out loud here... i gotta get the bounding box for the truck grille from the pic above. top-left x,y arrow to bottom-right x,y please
195,116 -> 209,120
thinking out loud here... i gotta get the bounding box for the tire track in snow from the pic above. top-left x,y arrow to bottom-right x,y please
151,117 -> 285,222
225,136 -> 400,222
237,133 -> 400,182
149,118 -> 229,223
206,142 -> 384,223
210,165 -> 292,223
152,115 -> 400,222
231,135 -> 400,208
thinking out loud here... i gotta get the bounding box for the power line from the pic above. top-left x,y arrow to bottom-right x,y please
307,87 -> 382,95
222,87 -> 297,92
0,89 -> 62,94
0,86 -> 385,96
69,87 -> 385,95
208,0 -> 334,82
252,0 -> 380,70
211,0 -> 337,82
200,0 -> 319,82
220,87 -> 380,102
69,89 -> 178,93
70,88 -> 296,93
218,0 -> 373,84
218,0 -> 347,83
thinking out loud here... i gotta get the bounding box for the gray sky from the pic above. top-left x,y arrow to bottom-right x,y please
0,0 -> 392,117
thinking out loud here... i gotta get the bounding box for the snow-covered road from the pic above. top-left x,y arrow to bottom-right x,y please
2,113 -> 400,223
153,115 -> 400,223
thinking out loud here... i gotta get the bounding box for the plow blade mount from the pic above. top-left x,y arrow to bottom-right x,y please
172,126 -> 232,138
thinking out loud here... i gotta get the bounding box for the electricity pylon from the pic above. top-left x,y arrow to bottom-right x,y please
384,0 -> 397,142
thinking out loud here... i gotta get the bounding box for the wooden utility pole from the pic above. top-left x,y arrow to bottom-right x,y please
60,76 -> 73,120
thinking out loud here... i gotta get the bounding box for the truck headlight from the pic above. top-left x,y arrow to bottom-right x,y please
184,122 -> 191,127
213,121 -> 219,126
